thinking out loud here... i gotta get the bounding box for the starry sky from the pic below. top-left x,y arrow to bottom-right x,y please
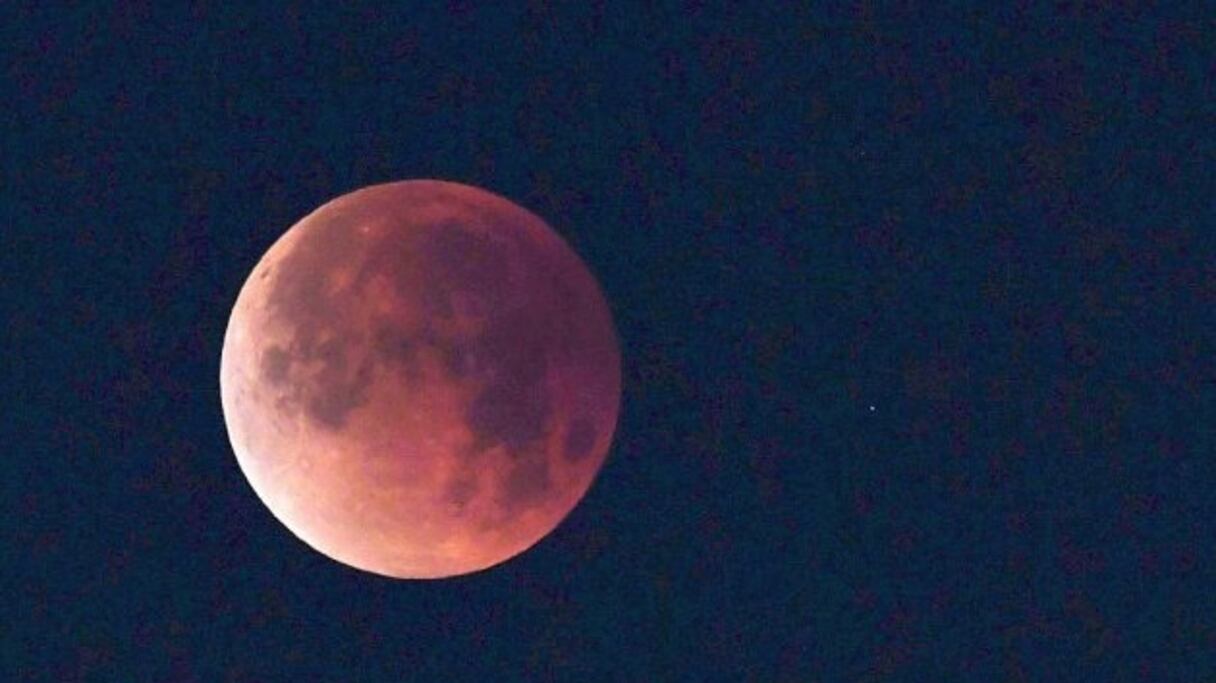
8,3 -> 1215,681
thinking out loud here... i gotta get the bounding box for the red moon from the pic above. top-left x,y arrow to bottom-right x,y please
219,180 -> 621,579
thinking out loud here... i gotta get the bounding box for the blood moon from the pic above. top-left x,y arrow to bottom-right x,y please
219,180 -> 620,579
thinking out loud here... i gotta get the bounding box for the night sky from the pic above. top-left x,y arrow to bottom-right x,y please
8,3 -> 1215,681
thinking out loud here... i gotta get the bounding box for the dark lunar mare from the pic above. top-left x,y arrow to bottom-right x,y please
259,209 -> 382,430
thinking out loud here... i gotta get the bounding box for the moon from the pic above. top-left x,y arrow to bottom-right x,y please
219,180 -> 621,579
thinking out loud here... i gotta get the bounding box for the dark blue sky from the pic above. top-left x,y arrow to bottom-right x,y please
8,3 -> 1214,680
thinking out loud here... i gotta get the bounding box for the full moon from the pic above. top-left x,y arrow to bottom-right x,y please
219,180 -> 621,579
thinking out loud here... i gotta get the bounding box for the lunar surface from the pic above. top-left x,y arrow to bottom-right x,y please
219,180 -> 620,579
